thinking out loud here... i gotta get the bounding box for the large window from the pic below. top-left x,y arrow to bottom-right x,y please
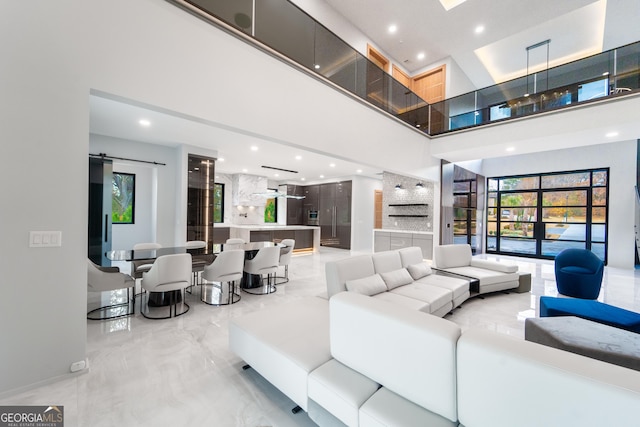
487,169 -> 608,262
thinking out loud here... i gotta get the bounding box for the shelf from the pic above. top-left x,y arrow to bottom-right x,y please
388,215 -> 429,218
388,203 -> 429,207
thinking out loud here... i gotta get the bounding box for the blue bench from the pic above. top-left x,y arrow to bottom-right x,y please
540,296 -> 640,334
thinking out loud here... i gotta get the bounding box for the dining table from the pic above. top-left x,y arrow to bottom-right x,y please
106,241 -> 283,303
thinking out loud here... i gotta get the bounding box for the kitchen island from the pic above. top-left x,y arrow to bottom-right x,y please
229,225 -> 320,253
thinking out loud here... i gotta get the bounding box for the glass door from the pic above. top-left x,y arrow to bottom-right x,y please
453,179 -> 478,252
487,169 -> 608,262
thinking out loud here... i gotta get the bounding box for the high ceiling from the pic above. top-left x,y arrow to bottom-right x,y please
89,0 -> 640,181
323,0 -> 640,88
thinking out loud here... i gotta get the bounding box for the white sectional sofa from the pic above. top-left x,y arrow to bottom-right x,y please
325,247 -> 470,317
229,292 -> 640,427
433,244 -> 520,294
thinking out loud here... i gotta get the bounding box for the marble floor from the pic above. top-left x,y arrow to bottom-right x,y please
3,248 -> 640,426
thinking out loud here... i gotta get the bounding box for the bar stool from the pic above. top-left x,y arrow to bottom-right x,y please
201,249 -> 244,305
242,246 -> 280,295
87,259 -> 135,320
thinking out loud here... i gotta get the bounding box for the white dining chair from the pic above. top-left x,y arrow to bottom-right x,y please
185,240 -> 208,288
87,259 -> 135,320
131,242 -> 162,279
140,253 -> 192,319
242,246 -> 280,295
224,238 -> 245,251
276,239 -> 295,284
201,249 -> 244,305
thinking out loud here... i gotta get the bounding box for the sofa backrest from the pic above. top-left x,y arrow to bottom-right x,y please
398,246 -> 424,267
434,244 -> 472,269
330,292 -> 461,423
371,250 -> 403,274
457,328 -> 640,427
325,255 -> 376,298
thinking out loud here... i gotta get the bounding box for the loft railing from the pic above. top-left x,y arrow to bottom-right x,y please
430,41 -> 640,135
170,0 -> 639,137
172,0 -> 429,129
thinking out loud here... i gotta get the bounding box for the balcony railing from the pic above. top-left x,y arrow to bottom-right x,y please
430,41 -> 640,135
172,0 -> 639,137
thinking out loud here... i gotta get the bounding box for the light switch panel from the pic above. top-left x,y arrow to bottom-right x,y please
30,231 -> 62,247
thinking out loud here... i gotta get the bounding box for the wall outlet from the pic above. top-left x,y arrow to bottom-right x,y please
29,231 -> 62,247
70,360 -> 87,373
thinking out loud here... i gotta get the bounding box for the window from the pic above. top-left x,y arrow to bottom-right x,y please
487,168 -> 608,262
213,183 -> 224,223
112,172 -> 135,224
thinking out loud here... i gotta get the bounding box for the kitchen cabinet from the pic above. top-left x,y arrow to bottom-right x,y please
320,181 -> 351,249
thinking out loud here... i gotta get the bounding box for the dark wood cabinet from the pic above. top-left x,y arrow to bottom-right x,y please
320,181 -> 351,249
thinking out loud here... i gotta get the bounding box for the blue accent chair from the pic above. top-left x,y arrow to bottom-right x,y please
540,296 -> 640,334
554,248 -> 604,299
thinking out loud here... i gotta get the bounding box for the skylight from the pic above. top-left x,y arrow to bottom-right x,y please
439,0 -> 468,11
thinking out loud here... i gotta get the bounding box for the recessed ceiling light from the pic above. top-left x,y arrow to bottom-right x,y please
329,163 -> 336,167
417,52 -> 425,60
388,24 -> 397,34
250,146 -> 258,151
218,157 -> 225,162
506,147 -> 515,152
475,25 -> 485,34
606,131 -> 619,138
319,175 -> 325,178
274,173 -> 279,177
194,167 -> 200,171
357,169 -> 363,173
295,155 -> 302,160
139,119 -> 151,127
242,168 -> 248,173
301,177 -> 306,181
314,64 -> 320,69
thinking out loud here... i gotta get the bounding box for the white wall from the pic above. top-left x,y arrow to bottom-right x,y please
110,163 -> 155,250
481,140 -> 636,268
90,135 -> 179,248
351,176 -> 383,252
0,0 -> 435,393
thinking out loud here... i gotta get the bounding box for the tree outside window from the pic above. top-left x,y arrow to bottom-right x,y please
112,172 -> 135,224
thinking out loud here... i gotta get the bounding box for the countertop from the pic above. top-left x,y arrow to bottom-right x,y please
223,224 -> 320,230
374,229 -> 433,235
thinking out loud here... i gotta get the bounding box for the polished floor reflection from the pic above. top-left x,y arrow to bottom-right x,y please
2,248 -> 640,426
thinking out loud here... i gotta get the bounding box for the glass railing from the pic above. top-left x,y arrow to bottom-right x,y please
430,41 -> 640,135
173,0 -> 638,137
175,0 -> 429,129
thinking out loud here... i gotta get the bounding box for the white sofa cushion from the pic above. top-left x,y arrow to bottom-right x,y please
390,284 -> 453,315
407,262 -> 433,280
434,244 -> 472,269
360,387 -> 458,427
416,274 -> 470,306
308,359 -> 380,427
442,266 -> 519,287
345,274 -> 387,296
229,297 -> 330,411
372,292 -> 431,313
470,258 -> 518,273
330,292 -> 461,422
457,328 -> 640,427
379,268 -> 414,290
371,250 -> 403,274
325,254 -> 376,298
398,246 -> 424,267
